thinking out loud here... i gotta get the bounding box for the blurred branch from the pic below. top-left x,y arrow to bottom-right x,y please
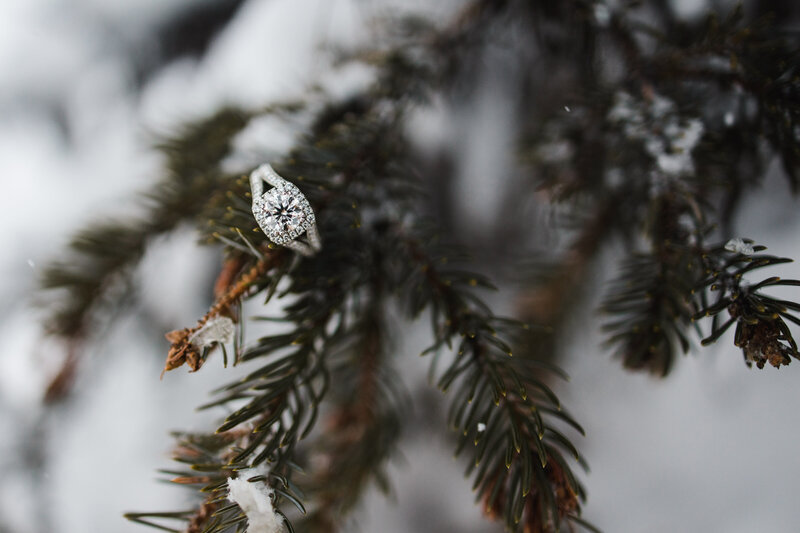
40,108 -> 251,341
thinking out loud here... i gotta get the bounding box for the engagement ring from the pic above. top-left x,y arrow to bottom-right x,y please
250,164 -> 321,257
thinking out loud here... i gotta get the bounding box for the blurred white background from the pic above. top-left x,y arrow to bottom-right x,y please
1,0 -> 800,532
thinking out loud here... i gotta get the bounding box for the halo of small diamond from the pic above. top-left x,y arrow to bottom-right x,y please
253,183 -> 315,245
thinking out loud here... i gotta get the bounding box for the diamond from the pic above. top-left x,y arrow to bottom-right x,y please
253,184 -> 314,244
249,163 -> 321,256
254,188 -> 310,243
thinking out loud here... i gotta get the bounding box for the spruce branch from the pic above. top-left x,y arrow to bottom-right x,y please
693,241 -> 800,369
126,430 -> 303,533
127,54 -> 591,531
38,99 -> 303,347
393,228 -> 587,532
41,107 -> 252,340
37,108 -> 253,402
603,233 -> 800,373
601,186 -> 707,376
543,2 -> 800,377
621,4 -> 800,190
299,255 -> 403,532
128,76 -> 436,531
602,249 -> 700,376
163,250 -> 283,374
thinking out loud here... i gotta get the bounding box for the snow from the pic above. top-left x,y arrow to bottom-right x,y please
593,3 -> 612,27
608,90 -> 705,178
189,316 -> 235,348
536,140 -> 574,164
227,469 -> 285,533
671,0 -> 710,20
724,238 -> 755,256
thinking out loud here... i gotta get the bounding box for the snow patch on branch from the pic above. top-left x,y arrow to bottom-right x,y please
608,91 -> 705,179
227,469 -> 285,533
189,316 -> 234,348
725,238 -> 755,255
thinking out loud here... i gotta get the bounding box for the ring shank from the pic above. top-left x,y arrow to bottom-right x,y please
249,163 -> 286,197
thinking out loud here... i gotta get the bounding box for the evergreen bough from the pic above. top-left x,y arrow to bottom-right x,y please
40,1 -> 800,531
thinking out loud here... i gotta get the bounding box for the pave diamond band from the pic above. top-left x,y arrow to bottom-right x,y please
250,164 -> 321,257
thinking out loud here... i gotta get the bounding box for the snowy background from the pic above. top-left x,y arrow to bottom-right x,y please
1,0 -> 800,532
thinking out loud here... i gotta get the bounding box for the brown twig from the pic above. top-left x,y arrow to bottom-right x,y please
214,255 -> 249,301
162,250 -> 283,374
43,340 -> 81,403
185,497 -> 218,533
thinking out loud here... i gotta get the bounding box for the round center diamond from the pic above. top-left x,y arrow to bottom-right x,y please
259,189 -> 307,235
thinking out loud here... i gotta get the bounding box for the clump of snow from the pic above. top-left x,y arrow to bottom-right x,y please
189,316 -> 234,348
608,91 -> 705,178
593,2 -> 611,27
536,140 -> 574,163
724,238 -> 755,255
227,469 -> 285,533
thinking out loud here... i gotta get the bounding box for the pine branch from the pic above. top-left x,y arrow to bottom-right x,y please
128,33 -> 592,527
628,5 -> 800,190
603,233 -> 800,373
602,249 -> 700,376
394,228 -> 588,532
299,264 -> 403,532
694,240 -> 800,369
128,78 -> 427,531
600,184 -> 706,376
163,250 -> 283,373
38,99 -> 303,348
41,107 -> 252,340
